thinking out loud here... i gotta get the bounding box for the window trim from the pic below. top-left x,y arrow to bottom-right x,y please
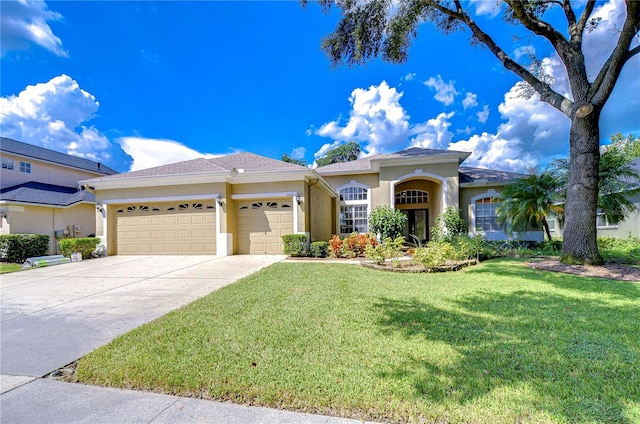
1,158 -> 14,170
336,180 -> 371,235
596,210 -> 618,229
19,161 -> 32,174
470,189 -> 504,235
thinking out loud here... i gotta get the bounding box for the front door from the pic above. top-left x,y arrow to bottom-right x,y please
401,209 -> 429,245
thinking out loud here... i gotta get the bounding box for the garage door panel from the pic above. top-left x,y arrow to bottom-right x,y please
115,202 -> 216,255
236,200 -> 293,254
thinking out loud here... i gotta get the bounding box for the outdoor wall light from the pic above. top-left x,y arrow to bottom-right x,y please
217,197 -> 224,206
295,194 -> 301,205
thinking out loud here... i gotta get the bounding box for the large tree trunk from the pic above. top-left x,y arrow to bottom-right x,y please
561,111 -> 603,265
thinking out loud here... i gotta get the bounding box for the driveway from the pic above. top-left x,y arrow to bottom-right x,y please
0,255 -> 284,379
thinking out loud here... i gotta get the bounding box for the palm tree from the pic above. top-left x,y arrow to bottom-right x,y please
496,168 -> 564,242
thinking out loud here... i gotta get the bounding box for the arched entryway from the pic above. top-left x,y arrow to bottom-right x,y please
391,173 -> 444,245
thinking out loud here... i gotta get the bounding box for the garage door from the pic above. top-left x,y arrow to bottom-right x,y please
237,200 -> 293,254
115,201 -> 216,255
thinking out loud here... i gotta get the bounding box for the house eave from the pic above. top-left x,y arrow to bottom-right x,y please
459,181 -> 510,188
0,199 -> 95,209
372,155 -> 467,171
81,172 -> 229,190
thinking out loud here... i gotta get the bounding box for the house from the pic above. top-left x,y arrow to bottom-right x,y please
547,158 -> 640,239
0,137 -> 118,254
83,146 -> 541,257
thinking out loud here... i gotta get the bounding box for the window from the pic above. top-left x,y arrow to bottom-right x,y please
339,186 -> 367,201
596,210 -> 617,228
19,161 -> 31,173
475,197 -> 502,232
338,184 -> 370,234
340,205 -> 368,234
395,190 -> 429,205
1,158 -> 14,170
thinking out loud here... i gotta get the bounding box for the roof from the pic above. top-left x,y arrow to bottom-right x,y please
0,182 -> 95,207
316,147 -> 471,174
0,138 -> 118,175
84,152 -> 309,183
459,166 -> 525,184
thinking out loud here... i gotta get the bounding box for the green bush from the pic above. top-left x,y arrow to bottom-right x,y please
368,206 -> 407,241
365,236 -> 405,265
413,241 -> 456,268
432,207 -> 467,240
598,235 -> 640,264
281,234 -> 308,256
310,241 -> 329,258
59,237 -> 101,259
0,234 -> 50,263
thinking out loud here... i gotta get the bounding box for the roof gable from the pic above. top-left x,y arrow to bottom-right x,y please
208,152 -> 309,173
0,138 -> 118,175
0,182 -> 95,207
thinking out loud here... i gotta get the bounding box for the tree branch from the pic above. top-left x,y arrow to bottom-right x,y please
575,0 -> 597,38
431,1 -> 571,114
590,0 -> 640,105
505,0 -> 570,52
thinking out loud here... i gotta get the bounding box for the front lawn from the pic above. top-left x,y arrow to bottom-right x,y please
0,263 -> 23,274
74,259 -> 640,423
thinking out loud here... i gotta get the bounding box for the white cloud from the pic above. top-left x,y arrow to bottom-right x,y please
513,45 -> 536,61
469,0 -> 502,17
0,74 -> 117,163
449,132 -> 537,170
118,137 -> 223,171
315,81 -> 410,156
476,105 -> 490,124
409,112 -> 455,149
313,140 -> 342,159
462,92 -> 478,109
424,75 -> 458,106
290,146 -> 306,160
403,72 -> 416,81
1,0 -> 67,57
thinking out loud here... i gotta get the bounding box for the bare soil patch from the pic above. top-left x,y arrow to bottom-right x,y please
527,259 -> 640,282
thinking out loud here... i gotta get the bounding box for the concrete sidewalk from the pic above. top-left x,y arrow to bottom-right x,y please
0,378 -> 364,424
0,255 -> 368,423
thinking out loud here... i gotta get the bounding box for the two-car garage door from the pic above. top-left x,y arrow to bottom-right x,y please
115,201 -> 216,255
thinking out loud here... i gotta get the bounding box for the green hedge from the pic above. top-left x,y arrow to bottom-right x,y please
281,234 -> 308,256
0,234 -> 50,263
310,241 -> 329,258
59,237 -> 101,259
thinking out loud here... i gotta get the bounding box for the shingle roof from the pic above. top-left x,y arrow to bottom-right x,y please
0,138 -> 118,175
84,152 -> 309,182
0,182 -> 95,206
459,166 -> 525,184
208,152 -> 308,173
316,147 -> 470,174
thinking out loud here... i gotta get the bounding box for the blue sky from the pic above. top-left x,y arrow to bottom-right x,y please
1,0 -> 638,173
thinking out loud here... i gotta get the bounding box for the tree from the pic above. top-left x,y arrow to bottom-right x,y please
552,133 -> 640,226
310,0 -> 640,264
281,153 -> 306,166
608,132 -> 640,161
368,206 -> 407,240
316,141 -> 360,167
496,169 -> 565,242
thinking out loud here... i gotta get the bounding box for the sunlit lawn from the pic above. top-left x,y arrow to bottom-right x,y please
74,259 -> 640,423
0,263 -> 23,274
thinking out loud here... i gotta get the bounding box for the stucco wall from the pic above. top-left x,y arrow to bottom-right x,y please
3,203 -> 97,254
0,152 -> 104,188
308,183 -> 333,242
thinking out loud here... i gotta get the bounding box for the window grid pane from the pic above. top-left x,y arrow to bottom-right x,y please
339,186 -> 367,201
395,190 -> 429,204
476,197 -> 502,232
340,205 -> 368,233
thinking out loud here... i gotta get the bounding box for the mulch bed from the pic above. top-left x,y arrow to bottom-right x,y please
526,259 -> 640,282
361,259 -> 477,273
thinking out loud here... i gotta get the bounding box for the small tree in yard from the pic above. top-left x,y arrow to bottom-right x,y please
309,0 -> 640,264
432,207 -> 467,241
368,206 -> 407,241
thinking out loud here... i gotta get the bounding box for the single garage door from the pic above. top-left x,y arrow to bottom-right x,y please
115,201 -> 216,255
237,200 -> 293,254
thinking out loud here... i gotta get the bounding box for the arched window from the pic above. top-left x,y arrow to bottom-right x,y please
395,190 -> 429,204
337,183 -> 370,234
475,197 -> 502,232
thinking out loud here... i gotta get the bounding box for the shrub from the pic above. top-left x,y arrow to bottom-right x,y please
281,234 -> 308,256
598,235 -> 640,264
368,206 -> 407,241
329,235 -> 344,258
365,236 -> 405,265
310,241 -> 329,258
432,207 -> 467,241
0,234 -> 50,263
341,232 -> 377,258
59,237 -> 101,259
413,240 -> 456,268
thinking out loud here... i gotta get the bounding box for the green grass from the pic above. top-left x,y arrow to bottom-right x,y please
74,259 -> 640,423
0,263 -> 23,274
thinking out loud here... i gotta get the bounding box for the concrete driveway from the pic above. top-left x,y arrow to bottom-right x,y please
1,255 -> 284,379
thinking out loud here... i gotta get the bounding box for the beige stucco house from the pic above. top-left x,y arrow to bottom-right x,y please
0,137 -> 118,254
83,147 -> 543,256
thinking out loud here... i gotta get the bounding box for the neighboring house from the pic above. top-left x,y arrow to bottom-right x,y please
0,138 -> 118,254
83,147 -> 542,257
547,158 -> 640,239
